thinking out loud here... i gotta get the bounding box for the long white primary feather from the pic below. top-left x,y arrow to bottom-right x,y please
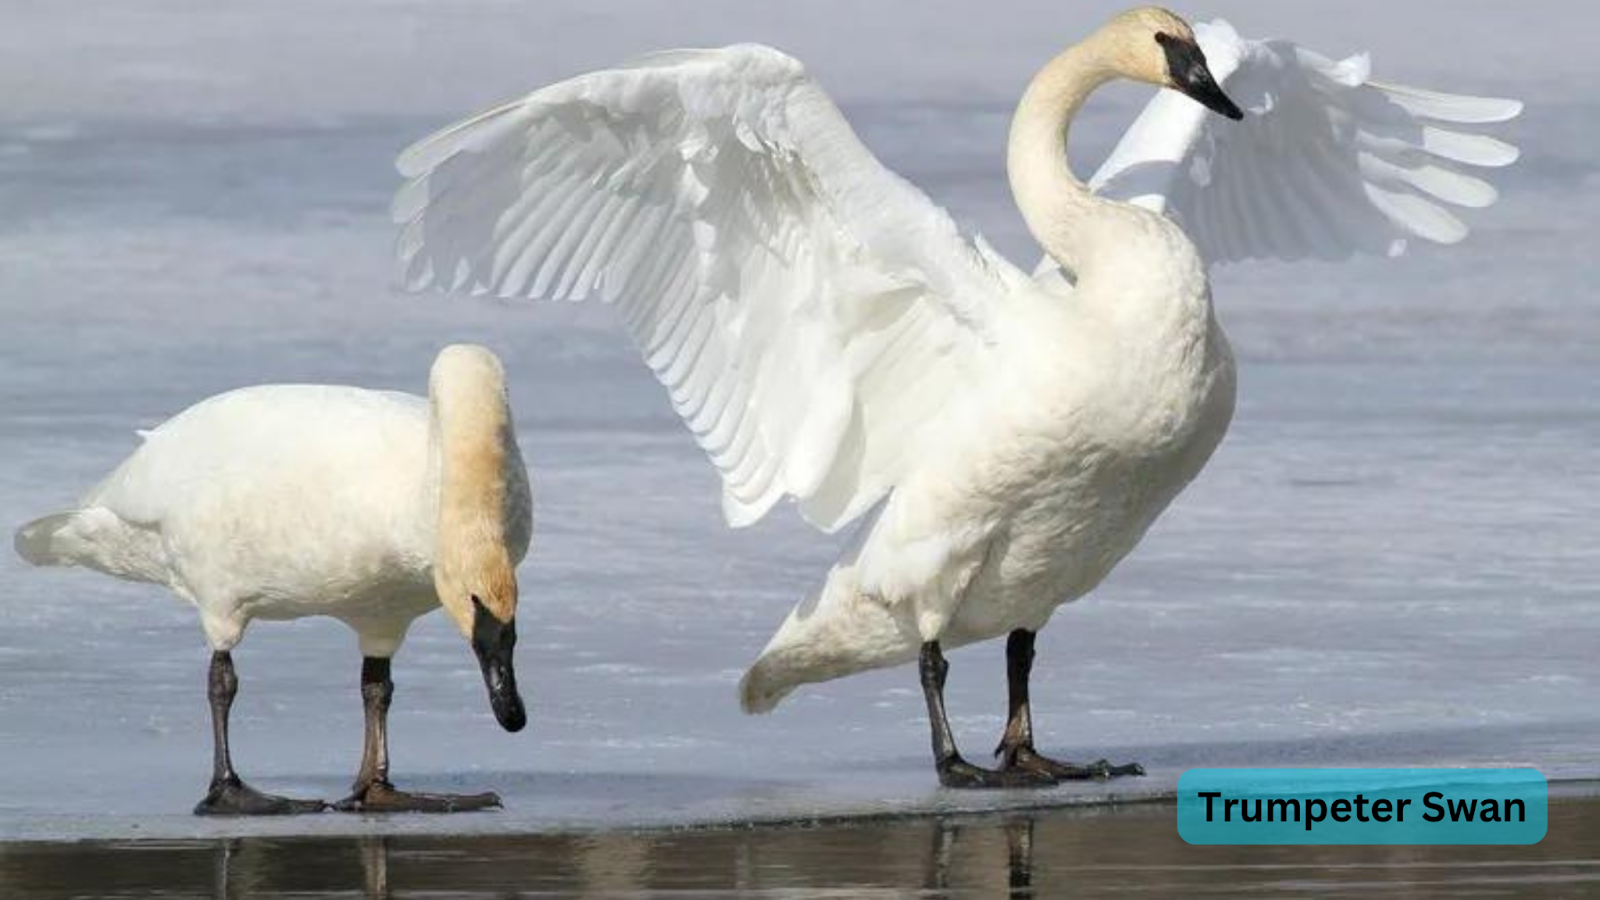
394,44 -> 1027,533
1084,19 -> 1521,267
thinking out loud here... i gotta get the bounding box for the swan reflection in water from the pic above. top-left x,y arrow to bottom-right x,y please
3,801 -> 1597,898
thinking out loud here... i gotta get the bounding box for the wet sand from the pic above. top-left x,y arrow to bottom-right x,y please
2,794 -> 1596,899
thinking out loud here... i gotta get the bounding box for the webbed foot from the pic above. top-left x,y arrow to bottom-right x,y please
998,745 -> 1145,781
194,777 -> 327,816
938,754 -> 1059,789
334,780 -> 501,813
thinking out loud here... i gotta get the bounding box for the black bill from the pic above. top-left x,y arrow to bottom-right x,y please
1157,33 -> 1244,120
471,598 -> 527,732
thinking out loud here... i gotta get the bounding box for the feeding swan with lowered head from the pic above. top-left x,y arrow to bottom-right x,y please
13,345 -> 532,813
392,8 -> 1519,786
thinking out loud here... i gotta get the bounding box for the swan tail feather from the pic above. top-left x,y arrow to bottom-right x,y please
13,513 -> 77,566
738,566 -> 922,714
12,508 -> 169,583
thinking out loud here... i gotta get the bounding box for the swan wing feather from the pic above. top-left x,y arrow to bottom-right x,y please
1087,19 -> 1521,266
394,44 -> 1022,533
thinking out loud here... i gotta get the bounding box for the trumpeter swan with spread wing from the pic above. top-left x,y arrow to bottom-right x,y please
13,345 -> 532,814
391,8 -> 1519,787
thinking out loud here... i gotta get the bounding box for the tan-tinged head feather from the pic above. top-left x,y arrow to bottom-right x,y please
1084,7 -> 1197,87
427,344 -> 530,637
1008,6 -> 1221,275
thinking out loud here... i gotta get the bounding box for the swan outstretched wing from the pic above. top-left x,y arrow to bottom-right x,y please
394,44 -> 1024,532
1088,20 -> 1522,265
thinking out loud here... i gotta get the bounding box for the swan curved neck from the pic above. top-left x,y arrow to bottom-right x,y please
1007,39 -> 1119,276
428,355 -> 518,630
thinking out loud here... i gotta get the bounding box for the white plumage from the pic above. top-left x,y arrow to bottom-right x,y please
22,386 -> 428,647
16,347 -> 531,655
1081,19 -> 1521,267
390,9 -> 1517,783
394,44 -> 1009,535
14,344 -> 533,813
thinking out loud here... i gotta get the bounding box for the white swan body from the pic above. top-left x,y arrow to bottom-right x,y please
15,344 -> 532,657
749,294 -> 1235,703
15,345 -> 535,811
389,9 -> 1518,719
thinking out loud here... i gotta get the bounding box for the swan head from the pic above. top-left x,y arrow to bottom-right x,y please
430,344 -> 528,734
436,562 -> 525,734
1101,7 -> 1242,120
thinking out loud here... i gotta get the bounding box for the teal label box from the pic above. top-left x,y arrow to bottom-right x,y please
1177,768 -> 1547,845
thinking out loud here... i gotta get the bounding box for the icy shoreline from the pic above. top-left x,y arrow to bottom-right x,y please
2,721 -> 1593,842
